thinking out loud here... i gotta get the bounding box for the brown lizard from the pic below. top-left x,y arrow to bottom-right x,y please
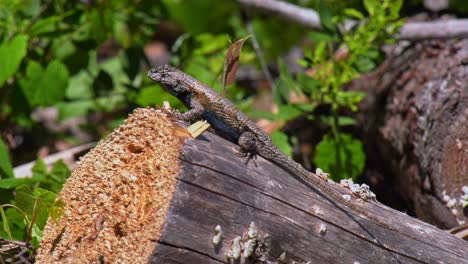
147,64 -> 376,218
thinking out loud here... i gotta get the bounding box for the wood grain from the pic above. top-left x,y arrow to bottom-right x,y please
151,128 -> 468,263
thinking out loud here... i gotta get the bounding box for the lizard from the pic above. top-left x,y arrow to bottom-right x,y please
147,64 -> 377,219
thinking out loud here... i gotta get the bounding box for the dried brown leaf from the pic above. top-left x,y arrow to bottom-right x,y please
222,35 -> 251,90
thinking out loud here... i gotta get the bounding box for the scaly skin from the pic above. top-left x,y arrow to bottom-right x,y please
147,64 -> 374,218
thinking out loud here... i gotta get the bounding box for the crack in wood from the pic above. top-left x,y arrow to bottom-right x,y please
154,240 -> 225,263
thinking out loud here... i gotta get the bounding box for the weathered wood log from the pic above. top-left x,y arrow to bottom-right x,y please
349,39 -> 468,229
36,108 -> 468,263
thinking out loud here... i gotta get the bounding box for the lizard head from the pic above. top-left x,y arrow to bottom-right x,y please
147,65 -> 189,97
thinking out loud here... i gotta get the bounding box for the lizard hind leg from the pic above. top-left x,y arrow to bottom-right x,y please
237,132 -> 259,165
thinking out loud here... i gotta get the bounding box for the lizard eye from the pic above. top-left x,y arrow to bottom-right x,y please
147,69 -> 162,82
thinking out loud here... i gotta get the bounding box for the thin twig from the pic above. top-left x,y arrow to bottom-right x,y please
398,19 -> 468,40
0,238 -> 31,249
13,142 -> 96,178
245,16 -> 276,93
237,0 -> 321,30
26,199 -> 39,246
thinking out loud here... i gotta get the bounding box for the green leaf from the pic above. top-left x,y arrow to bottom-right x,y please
308,31 -> 334,43
2,208 -> 27,241
88,8 -> 114,42
297,59 -> 309,68
314,133 -> 366,181
297,73 -> 320,94
247,109 -> 276,120
14,186 -> 36,218
277,105 -> 302,121
32,158 -> 47,177
313,41 -> 327,63
29,159 -> 70,192
343,8 -> 364,20
30,223 -> 43,248
15,186 -> 58,230
56,100 -> 95,120
337,116 -> 357,127
0,206 -> 12,239
135,85 -> 182,108
194,34 -> 229,55
271,131 -> 292,157
389,0 -> 403,18
293,103 -> 316,112
278,59 -> 293,84
20,0 -> 41,16
355,56 -> 376,73
20,60 -> 69,106
51,38 -> 76,60
49,198 -> 64,224
32,188 -> 58,229
363,0 -> 379,16
49,160 -> 71,183
65,70 -> 94,99
362,48 -> 380,59
274,79 -> 289,104
318,115 -> 333,127
0,34 -> 28,87
0,178 -> 35,189
29,15 -> 60,36
274,59 -> 296,103
318,0 -> 337,33
0,138 -> 14,179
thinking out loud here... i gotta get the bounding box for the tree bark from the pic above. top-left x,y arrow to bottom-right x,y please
37,108 -> 468,263
349,39 -> 468,229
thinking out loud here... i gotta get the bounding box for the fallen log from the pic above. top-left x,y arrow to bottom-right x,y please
36,108 -> 468,263
349,39 -> 468,229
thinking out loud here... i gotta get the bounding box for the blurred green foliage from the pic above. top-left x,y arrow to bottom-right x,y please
292,0 -> 403,180
0,157 -> 68,251
2,0 -> 460,257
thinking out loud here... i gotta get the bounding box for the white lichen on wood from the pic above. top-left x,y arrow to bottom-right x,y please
248,222 -> 257,239
319,224 -> 327,235
212,225 -> 223,246
340,178 -> 376,200
229,236 -> 242,260
315,168 -> 330,180
461,186 -> 468,208
244,222 -> 258,258
342,194 -> 351,201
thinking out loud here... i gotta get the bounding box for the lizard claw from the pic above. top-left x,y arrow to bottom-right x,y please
170,109 -> 183,119
159,104 -> 182,119
236,147 -> 258,166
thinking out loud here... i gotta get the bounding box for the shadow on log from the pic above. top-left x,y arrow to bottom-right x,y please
36,108 -> 468,263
